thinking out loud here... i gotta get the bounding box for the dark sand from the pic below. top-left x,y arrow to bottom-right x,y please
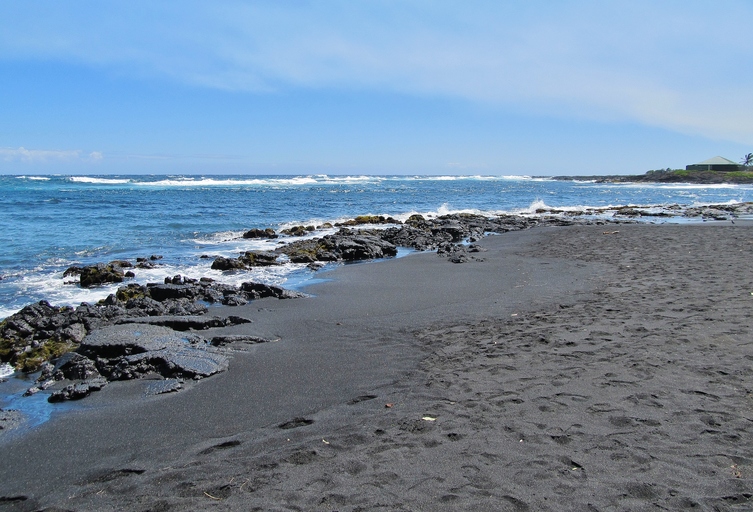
2,223 -> 753,511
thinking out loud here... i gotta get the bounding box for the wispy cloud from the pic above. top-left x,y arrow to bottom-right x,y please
0,147 -> 103,163
1,1 -> 752,143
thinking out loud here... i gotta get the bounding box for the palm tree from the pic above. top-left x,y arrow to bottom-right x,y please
742,153 -> 753,167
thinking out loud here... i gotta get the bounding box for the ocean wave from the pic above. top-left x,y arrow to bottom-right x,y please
512,199 -> 627,215
191,230 -> 249,245
68,176 -> 132,184
0,362 -> 14,378
131,175 -> 385,187
136,177 -> 317,187
398,175 -> 533,182
15,176 -> 51,181
62,174 -> 545,188
514,199 -> 636,215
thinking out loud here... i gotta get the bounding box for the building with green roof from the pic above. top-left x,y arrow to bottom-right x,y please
686,156 -> 741,172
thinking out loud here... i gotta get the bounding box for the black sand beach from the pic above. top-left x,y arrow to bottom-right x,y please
2,223 -> 753,511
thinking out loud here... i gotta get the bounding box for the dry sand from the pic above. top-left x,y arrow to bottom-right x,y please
2,223 -> 753,511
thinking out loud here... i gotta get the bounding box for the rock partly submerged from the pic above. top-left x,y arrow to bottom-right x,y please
276,230 -> 399,264
221,212 -> 584,269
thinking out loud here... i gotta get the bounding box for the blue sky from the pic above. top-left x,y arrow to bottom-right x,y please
1,1 -> 752,176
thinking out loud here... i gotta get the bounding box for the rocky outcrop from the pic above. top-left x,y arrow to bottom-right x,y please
239,281 -> 303,300
380,225 -> 452,251
381,213 -> 587,256
51,352 -> 100,381
0,301 -> 86,372
64,262 -> 132,288
36,324 -> 231,401
265,214 -> 589,266
242,228 -> 278,239
115,315 -> 251,331
280,225 -> 316,236
18,305 -> 273,402
240,251 -> 280,267
23,320 -> 248,402
0,277 -> 303,372
275,229 -> 398,263
63,258 -> 165,287
135,255 -> 163,269
212,251 -> 281,270
682,203 -> 753,220
211,256 -> 247,271
48,377 -> 108,402
334,215 -> 401,227
28,352 -> 106,400
437,243 -> 470,264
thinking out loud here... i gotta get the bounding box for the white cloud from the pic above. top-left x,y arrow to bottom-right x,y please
1,1 -> 752,143
0,147 -> 103,163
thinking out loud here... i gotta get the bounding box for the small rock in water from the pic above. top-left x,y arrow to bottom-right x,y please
23,386 -> 40,397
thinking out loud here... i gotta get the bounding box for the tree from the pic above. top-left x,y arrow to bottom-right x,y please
741,153 -> 753,167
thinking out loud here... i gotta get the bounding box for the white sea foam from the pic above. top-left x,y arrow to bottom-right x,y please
594,181 -> 746,190
399,175 -> 533,182
388,204 -> 507,221
63,174 -> 547,188
513,199 -> 618,215
0,363 -> 14,378
690,198 -> 742,207
0,255 -> 311,320
15,176 -> 51,181
132,175 -> 383,188
137,177 -> 317,187
191,231 -> 249,245
68,176 -> 132,184
0,305 -> 21,321
517,199 -> 551,214
2,270 -> 120,319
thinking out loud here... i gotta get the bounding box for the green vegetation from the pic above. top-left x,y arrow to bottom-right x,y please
16,340 -> 75,372
553,168 -> 753,184
338,215 -> 400,226
640,169 -> 753,183
0,337 -> 13,361
116,284 -> 147,302
280,225 -> 316,236
3,339 -> 76,372
724,170 -> 753,179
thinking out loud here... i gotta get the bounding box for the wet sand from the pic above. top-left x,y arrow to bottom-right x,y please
2,223 -> 753,511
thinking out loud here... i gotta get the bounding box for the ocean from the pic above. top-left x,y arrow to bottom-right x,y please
2,174 -> 752,323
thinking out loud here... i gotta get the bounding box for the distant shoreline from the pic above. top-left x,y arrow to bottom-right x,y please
547,169 -> 753,184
